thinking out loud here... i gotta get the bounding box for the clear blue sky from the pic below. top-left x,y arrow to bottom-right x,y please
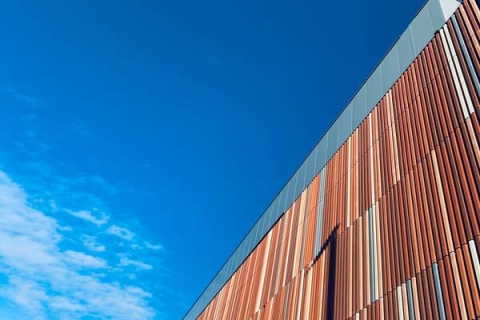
0,0 -> 424,318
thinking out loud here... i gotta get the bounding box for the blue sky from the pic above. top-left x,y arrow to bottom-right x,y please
0,0 -> 424,318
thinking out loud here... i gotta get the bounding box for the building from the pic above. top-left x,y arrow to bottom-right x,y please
185,0 -> 480,318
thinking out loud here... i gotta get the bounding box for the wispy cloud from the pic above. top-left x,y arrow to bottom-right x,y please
0,85 -> 168,318
64,209 -> 109,226
145,242 -> 163,251
0,170 -> 158,319
81,235 -> 106,252
119,256 -> 153,271
5,87 -> 40,108
107,225 -> 135,241
63,250 -> 107,269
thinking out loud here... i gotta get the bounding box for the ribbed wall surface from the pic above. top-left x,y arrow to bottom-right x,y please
195,1 -> 480,318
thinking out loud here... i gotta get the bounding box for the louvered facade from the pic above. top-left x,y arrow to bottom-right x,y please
185,0 -> 480,319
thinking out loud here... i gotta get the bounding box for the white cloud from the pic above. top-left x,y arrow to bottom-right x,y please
1,276 -> 48,317
119,256 -> 153,271
65,209 -> 109,226
58,225 -> 72,232
63,250 -> 107,269
48,199 -> 58,211
81,235 -> 106,252
107,225 -> 135,241
0,170 -> 156,319
145,242 -> 163,251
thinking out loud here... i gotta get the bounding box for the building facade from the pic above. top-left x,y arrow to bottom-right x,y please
185,0 -> 480,318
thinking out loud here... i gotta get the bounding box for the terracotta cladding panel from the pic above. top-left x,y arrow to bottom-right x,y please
195,1 -> 480,319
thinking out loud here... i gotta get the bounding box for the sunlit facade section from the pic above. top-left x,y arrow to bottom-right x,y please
187,0 -> 480,319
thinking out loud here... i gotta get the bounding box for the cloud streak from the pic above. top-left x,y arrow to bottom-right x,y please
81,235 -> 106,252
145,242 -> 163,251
5,87 -> 40,108
65,209 -> 109,226
107,225 -> 135,241
119,256 -> 153,271
0,170 -> 157,319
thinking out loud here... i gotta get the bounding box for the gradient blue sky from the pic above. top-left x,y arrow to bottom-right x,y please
0,0 -> 424,319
